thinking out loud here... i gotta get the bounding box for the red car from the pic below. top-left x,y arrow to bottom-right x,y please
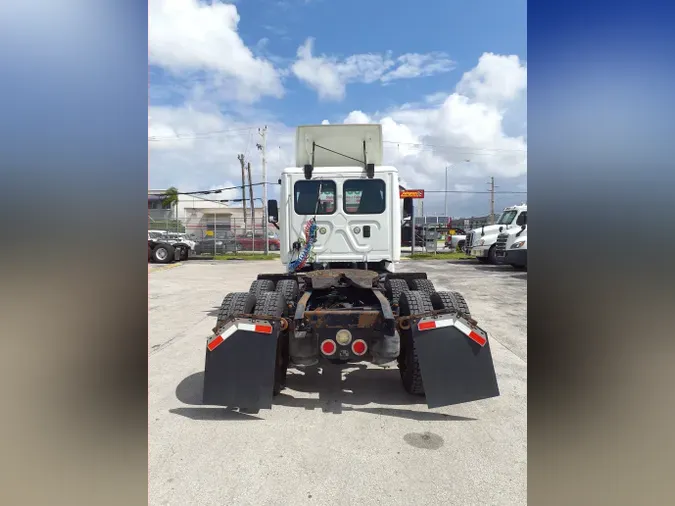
236,231 -> 281,251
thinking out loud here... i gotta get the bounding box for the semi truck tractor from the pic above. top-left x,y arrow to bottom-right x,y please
463,204 -> 527,264
202,124 -> 500,411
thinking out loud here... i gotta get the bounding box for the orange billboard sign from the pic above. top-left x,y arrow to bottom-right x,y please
400,189 -> 425,199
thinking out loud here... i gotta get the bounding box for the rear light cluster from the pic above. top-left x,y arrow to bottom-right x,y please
320,331 -> 368,357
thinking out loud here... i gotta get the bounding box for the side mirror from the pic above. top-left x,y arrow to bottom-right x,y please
268,199 -> 279,223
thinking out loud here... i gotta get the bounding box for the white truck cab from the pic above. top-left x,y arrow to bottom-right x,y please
495,224 -> 527,269
464,204 -> 527,264
275,124 -> 401,271
504,225 -> 527,269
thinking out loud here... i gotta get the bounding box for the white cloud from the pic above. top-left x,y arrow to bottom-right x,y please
291,38 -> 455,100
149,0 -> 283,102
381,52 -> 455,83
338,53 -> 528,214
149,106 -> 296,204
456,52 -> 527,107
149,52 -> 526,217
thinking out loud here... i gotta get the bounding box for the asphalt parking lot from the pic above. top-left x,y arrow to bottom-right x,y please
149,259 -> 527,506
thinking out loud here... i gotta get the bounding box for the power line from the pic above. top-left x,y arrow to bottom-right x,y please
150,181 -> 275,197
383,140 -> 526,153
148,127 -> 253,141
148,128 -> 526,156
424,190 -> 526,194
152,184 -> 525,198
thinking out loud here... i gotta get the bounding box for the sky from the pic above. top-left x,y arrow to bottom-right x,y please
148,0 -> 527,218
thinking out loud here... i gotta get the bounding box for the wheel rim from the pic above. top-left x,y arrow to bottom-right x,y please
156,248 -> 168,260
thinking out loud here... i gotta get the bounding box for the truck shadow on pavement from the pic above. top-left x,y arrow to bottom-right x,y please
172,364 -> 476,422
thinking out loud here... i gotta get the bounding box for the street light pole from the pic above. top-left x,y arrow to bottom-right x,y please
444,166 -> 448,218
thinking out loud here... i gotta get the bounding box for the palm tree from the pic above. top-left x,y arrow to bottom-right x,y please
162,187 -> 179,232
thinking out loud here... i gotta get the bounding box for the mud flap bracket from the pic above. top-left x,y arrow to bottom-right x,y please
202,318 -> 281,410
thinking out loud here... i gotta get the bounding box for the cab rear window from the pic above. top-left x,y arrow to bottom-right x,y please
294,180 -> 336,215
343,179 -> 386,214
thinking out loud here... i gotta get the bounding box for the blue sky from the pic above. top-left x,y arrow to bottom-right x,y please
149,0 -> 527,217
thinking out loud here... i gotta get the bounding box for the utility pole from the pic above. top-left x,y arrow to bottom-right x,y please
444,166 -> 448,219
489,177 -> 496,224
257,125 -> 268,254
238,154 -> 248,236
246,161 -> 255,245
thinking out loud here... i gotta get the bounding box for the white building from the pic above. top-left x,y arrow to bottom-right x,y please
175,194 -> 267,240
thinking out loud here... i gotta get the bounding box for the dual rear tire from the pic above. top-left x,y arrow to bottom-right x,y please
395,278 -> 472,396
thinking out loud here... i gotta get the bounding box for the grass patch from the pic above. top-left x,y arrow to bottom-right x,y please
213,253 -> 280,261
408,251 -> 473,260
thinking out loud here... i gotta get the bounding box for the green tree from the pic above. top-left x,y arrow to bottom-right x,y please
162,187 -> 179,231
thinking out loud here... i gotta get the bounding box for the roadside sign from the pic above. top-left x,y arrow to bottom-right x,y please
400,189 -> 425,199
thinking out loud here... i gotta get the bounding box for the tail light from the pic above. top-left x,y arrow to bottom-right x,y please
320,339 -> 336,355
351,339 -> 367,356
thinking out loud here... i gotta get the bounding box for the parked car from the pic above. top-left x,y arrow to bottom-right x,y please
445,228 -> 467,251
235,230 -> 281,251
195,233 -> 237,255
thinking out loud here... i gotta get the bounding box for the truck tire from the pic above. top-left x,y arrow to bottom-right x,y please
249,279 -> 275,299
397,291 -> 434,396
410,278 -> 435,294
253,291 -> 288,396
215,292 -> 256,331
275,279 -> 299,308
487,244 -> 498,264
385,278 -> 409,308
430,291 -> 472,319
178,246 -> 189,261
152,243 -> 175,264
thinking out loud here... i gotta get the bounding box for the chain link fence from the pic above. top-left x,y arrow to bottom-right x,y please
149,210 -> 280,256
148,203 -> 493,257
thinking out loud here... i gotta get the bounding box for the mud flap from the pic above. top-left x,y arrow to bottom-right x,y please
202,319 -> 281,410
414,318 -> 500,408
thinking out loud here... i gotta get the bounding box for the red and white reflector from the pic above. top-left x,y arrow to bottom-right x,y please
207,335 -> 224,352
417,317 -> 453,331
453,320 -> 487,347
351,339 -> 367,356
238,322 -> 273,334
207,320 -> 274,352
416,316 -> 487,347
321,339 -> 336,355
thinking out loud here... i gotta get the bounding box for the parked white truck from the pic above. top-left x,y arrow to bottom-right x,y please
463,204 -> 527,264
495,224 -> 528,269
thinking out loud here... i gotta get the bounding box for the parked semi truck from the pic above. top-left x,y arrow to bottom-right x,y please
202,124 -> 499,411
148,231 -> 192,263
463,204 -> 527,264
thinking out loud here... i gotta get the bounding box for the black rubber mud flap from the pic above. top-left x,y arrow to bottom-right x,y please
202,319 -> 281,410
414,323 -> 500,408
